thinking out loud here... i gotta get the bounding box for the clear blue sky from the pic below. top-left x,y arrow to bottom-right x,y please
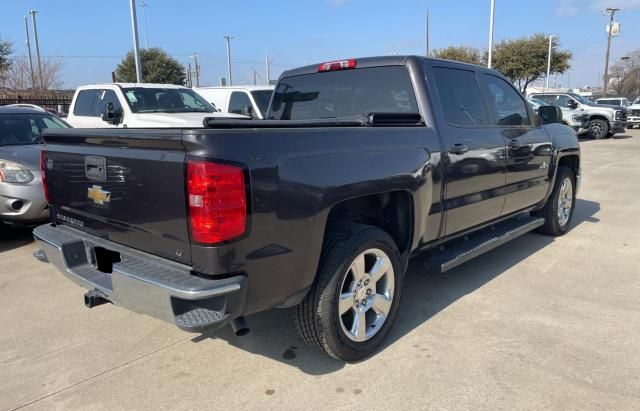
1,0 -> 639,88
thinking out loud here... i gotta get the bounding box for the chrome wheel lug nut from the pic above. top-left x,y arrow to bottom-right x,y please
355,301 -> 359,307
362,300 -> 367,306
366,289 -> 371,295
364,279 -> 369,286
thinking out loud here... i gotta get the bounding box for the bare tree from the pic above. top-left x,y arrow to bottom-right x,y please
609,49 -> 640,98
6,56 -> 65,91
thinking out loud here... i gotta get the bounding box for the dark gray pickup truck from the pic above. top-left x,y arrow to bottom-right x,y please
34,56 -> 580,362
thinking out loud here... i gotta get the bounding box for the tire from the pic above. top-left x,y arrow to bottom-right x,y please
588,119 -> 609,139
295,223 -> 403,362
534,166 -> 576,236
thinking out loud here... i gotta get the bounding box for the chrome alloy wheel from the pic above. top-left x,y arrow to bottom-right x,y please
557,177 -> 573,227
338,248 -> 395,343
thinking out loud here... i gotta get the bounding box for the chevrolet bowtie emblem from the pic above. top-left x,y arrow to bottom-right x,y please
87,185 -> 111,205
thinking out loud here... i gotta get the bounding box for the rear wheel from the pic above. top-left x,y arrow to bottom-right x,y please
534,166 -> 575,236
295,224 -> 403,362
589,119 -> 609,139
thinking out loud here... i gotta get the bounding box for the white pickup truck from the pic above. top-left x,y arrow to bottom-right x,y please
193,86 -> 274,119
65,83 -> 245,128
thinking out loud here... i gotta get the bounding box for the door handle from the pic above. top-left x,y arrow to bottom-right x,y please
508,138 -> 521,148
448,144 -> 469,155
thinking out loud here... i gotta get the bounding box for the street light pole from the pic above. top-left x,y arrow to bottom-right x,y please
487,0 -> 495,68
139,2 -> 150,49
603,7 -> 619,97
545,34 -> 554,91
224,35 -> 233,86
129,0 -> 143,83
425,8 -> 430,57
23,15 -> 36,90
265,49 -> 270,85
29,10 -> 44,89
190,53 -> 200,87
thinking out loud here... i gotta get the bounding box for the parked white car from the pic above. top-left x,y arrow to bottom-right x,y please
627,96 -> 640,129
193,86 -> 274,119
66,83 -> 245,128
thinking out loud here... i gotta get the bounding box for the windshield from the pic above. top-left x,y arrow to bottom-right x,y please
251,90 -> 273,116
527,98 -> 546,107
597,99 -> 621,105
0,113 -> 69,146
268,66 -> 419,120
122,87 -> 215,113
634,97 -> 640,105
569,93 -> 594,105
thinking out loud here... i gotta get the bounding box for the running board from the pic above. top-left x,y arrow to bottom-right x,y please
424,216 -> 545,274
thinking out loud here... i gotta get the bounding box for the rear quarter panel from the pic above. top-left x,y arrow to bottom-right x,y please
183,126 -> 441,313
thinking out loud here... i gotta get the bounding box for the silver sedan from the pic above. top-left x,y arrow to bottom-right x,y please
0,106 -> 70,226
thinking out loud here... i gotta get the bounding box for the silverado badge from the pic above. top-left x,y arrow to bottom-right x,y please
87,185 -> 111,205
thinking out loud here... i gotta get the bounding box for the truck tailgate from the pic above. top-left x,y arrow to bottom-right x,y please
42,129 -> 192,265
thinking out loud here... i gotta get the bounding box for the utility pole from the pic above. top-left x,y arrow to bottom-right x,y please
139,1 -> 150,49
602,7 -> 619,97
129,0 -> 143,83
187,62 -> 192,87
265,49 -> 271,85
23,15 -> 36,91
425,8 -> 430,57
487,0 -> 495,68
190,53 -> 200,87
29,10 -> 44,89
545,34 -> 554,91
224,35 -> 233,86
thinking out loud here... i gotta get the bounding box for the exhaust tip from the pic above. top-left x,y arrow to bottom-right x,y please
231,316 -> 250,336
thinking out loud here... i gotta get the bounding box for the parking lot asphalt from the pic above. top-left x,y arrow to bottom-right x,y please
1,130 -> 640,410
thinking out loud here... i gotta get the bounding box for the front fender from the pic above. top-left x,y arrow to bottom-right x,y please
538,123 -> 580,206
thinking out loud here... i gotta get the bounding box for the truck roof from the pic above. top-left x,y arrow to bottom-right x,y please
280,55 -> 488,78
194,85 -> 274,92
76,83 -> 189,90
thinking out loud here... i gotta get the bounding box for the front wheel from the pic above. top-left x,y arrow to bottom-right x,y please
589,119 -> 609,139
295,224 -> 403,362
534,166 -> 576,236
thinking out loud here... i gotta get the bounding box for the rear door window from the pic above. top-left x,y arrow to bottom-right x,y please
481,74 -> 531,126
431,66 -> 488,127
268,66 -> 418,120
73,89 -> 100,116
228,92 -> 253,115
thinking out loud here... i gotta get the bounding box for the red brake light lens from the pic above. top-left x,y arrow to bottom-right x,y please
187,160 -> 246,244
40,150 -> 50,204
318,59 -> 357,72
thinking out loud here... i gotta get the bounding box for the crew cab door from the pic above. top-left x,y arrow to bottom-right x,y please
427,64 -> 507,235
479,74 -> 552,215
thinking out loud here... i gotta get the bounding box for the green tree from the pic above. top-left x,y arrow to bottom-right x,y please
1,36 -> 14,88
115,48 -> 185,84
432,46 -> 484,66
492,33 -> 571,93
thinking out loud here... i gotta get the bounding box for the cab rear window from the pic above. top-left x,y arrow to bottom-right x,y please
267,66 -> 418,120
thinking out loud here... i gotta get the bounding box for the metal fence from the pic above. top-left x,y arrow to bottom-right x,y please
0,95 -> 73,114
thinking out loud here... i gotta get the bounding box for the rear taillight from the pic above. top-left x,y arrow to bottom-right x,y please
187,160 -> 246,244
40,150 -> 50,204
318,59 -> 357,72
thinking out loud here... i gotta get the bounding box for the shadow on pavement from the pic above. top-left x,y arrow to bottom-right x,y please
0,225 -> 34,253
192,199 -> 600,375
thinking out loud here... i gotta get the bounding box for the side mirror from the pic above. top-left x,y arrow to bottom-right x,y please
241,105 -> 255,119
538,105 -> 563,125
101,103 -> 123,125
567,100 -> 578,109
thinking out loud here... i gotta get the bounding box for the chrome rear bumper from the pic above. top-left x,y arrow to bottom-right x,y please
33,224 -> 247,332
